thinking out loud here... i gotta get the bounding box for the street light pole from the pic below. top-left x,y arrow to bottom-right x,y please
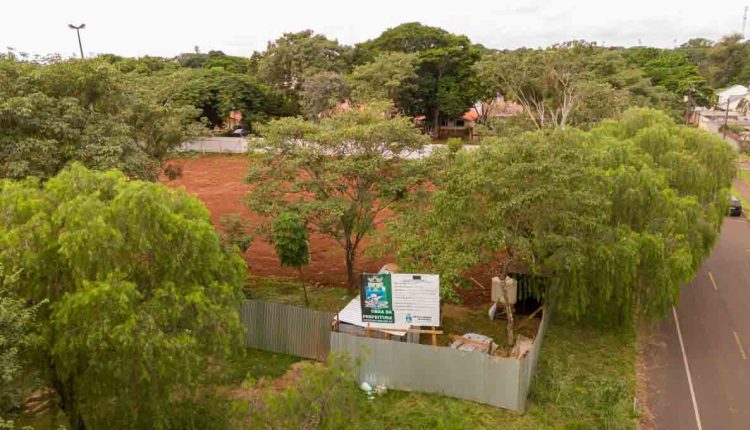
68,24 -> 86,59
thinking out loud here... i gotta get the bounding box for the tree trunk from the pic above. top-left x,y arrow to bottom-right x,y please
433,108 -> 440,138
299,266 -> 309,307
51,370 -> 85,430
345,239 -> 357,292
499,275 -> 515,346
504,300 -> 515,346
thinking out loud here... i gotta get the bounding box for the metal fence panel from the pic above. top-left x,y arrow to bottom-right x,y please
241,300 -> 334,360
331,309 -> 551,412
331,332 -> 525,411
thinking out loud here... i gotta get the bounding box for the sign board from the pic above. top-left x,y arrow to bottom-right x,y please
360,273 -> 440,326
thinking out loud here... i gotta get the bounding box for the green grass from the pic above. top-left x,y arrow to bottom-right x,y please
244,316 -> 637,429
244,275 -> 356,312
353,318 -> 637,429
213,348 -> 305,386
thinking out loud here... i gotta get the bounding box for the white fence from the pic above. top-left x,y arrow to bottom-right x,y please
177,137 -> 248,154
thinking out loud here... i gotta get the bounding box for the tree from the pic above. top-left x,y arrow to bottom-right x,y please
257,30 -> 352,96
0,264 -> 43,418
0,55 -> 201,180
389,131 -> 607,344
624,47 -> 713,107
356,23 -> 483,132
347,52 -> 419,106
246,105 -> 430,290
272,212 -> 311,306
705,34 -> 750,88
389,108 -> 735,335
0,164 -> 246,429
300,71 -> 350,119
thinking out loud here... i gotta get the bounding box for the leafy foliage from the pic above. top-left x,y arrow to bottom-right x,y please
0,164 -> 246,429
0,54 -> 200,180
348,51 -> 419,107
356,23 -> 483,129
299,71 -> 350,119
271,211 -> 311,305
389,109 -> 735,324
246,105 -> 430,288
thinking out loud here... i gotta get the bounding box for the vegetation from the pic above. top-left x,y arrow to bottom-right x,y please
245,316 -> 636,429
271,212 -> 311,306
0,164 -> 246,429
1,21 -> 744,429
246,104 -> 430,290
389,109 -> 735,328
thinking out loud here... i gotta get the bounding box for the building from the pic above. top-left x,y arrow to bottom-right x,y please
716,85 -> 749,108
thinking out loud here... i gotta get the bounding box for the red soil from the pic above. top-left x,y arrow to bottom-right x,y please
161,155 -> 386,286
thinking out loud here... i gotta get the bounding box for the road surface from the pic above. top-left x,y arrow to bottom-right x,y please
645,191 -> 750,429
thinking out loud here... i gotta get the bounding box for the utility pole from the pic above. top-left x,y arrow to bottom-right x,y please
744,6 -> 748,38
68,23 -> 86,59
724,97 -> 731,139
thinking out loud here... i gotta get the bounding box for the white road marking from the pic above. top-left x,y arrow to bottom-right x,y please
733,331 -> 748,360
673,306 -> 703,430
708,272 -> 719,291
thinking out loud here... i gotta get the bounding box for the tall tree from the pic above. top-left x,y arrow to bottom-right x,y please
272,211 -> 311,306
390,108 -> 734,330
257,30 -> 352,97
357,23 -> 483,132
0,164 -> 246,429
706,34 -> 750,88
347,51 -> 419,107
300,71 -> 350,119
246,105 -> 430,290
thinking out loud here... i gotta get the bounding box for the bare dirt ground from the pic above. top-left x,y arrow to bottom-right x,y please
161,155 -> 385,287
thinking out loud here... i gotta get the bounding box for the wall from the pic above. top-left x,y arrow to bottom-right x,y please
178,137 -> 248,154
241,300 -> 334,361
330,309 -> 550,412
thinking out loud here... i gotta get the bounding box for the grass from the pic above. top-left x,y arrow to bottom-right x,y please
245,275 -> 356,312
737,168 -> 750,186
212,348 -> 305,386
244,316 -> 637,429
439,303 -> 540,347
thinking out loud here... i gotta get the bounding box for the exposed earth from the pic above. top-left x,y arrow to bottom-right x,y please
161,155 -> 387,287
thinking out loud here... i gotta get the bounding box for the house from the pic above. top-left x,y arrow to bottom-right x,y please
473,94 -> 524,120
716,85 -> 749,108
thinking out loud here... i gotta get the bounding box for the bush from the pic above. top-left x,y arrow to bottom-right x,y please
249,354 -> 359,429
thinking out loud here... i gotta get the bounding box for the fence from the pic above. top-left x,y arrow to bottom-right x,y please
177,137 -> 248,154
330,309 -> 551,412
240,300 -> 334,360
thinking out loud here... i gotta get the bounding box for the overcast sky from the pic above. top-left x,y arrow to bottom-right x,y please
2,0 -> 748,58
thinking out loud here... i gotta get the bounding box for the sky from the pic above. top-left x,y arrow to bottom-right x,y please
1,0 -> 748,58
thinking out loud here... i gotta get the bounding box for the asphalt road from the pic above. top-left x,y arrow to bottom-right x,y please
645,208 -> 750,429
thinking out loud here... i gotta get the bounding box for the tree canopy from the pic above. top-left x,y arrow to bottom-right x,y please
388,108 -> 735,324
246,104 -> 430,289
0,164 -> 246,429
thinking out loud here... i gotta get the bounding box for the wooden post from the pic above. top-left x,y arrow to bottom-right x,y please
431,328 -> 437,347
385,333 -> 391,341
366,323 -> 371,338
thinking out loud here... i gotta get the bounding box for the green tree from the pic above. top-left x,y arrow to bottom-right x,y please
0,55 -> 200,180
390,108 -> 734,332
0,265 -> 43,418
0,164 -> 246,429
357,23 -> 483,132
347,52 -> 419,106
706,34 -> 750,88
257,30 -> 352,97
300,71 -> 350,119
272,211 -> 311,306
246,105 -> 430,290
624,47 -> 713,106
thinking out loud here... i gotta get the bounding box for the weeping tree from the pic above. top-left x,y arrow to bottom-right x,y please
272,211 -> 311,306
391,108 -> 735,334
0,164 -> 246,429
246,103 -> 430,290
388,130 -> 607,344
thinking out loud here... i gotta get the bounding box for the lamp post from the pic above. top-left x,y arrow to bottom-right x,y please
68,23 -> 86,59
